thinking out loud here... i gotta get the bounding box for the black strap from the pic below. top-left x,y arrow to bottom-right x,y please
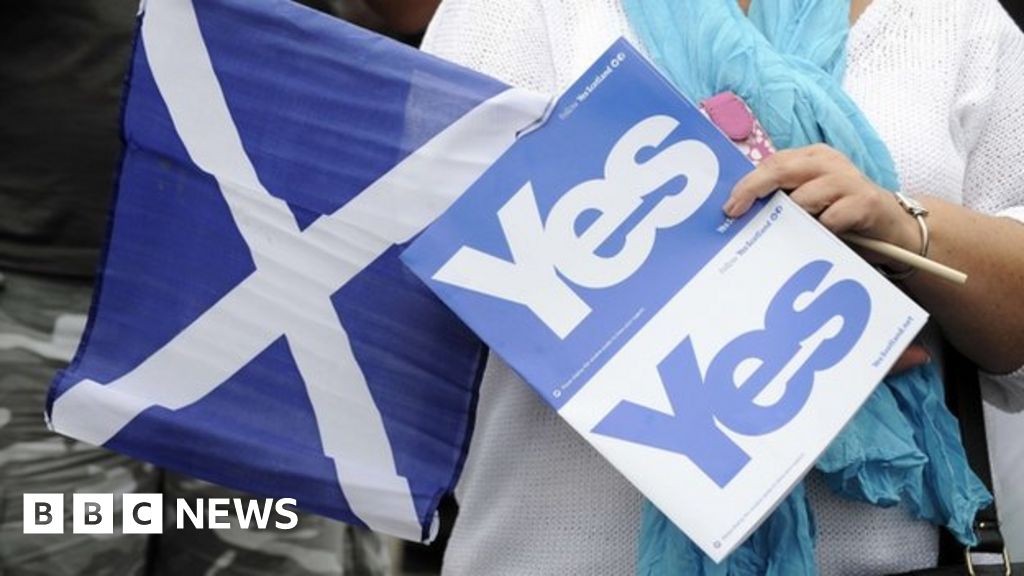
938,341 -> 1005,564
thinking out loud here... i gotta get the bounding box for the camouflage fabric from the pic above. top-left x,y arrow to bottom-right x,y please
0,271 -> 392,576
0,270 -> 155,576
152,473 -> 392,576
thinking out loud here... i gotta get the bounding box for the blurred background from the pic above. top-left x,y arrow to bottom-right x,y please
1010,2 -> 1023,27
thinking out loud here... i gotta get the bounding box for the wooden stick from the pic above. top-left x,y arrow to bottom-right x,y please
842,233 -> 968,285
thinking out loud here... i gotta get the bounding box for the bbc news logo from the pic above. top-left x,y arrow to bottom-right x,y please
23,494 -> 298,534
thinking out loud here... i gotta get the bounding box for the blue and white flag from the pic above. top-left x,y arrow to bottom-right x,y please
46,0 -> 546,541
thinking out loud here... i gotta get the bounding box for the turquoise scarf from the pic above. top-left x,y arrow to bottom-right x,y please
622,1 -> 992,573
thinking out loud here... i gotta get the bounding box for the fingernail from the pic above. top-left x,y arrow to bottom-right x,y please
723,198 -> 736,216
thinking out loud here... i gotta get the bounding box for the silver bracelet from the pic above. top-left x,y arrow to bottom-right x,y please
880,192 -> 930,281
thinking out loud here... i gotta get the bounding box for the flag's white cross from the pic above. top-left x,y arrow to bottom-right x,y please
49,0 -> 546,541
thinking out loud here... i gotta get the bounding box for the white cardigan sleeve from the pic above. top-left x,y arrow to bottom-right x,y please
957,0 -> 1024,401
959,0 -> 1024,223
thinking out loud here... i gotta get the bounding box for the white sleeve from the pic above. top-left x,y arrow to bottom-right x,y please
421,0 -> 558,95
959,0 -> 1024,223
956,0 -> 1024,402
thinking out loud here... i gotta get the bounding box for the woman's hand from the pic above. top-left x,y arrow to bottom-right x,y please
721,144 -> 935,376
720,143 -> 1024,374
722,144 -> 922,265
889,344 -> 930,375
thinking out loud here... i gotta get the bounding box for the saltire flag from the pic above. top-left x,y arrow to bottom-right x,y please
45,0 -> 546,541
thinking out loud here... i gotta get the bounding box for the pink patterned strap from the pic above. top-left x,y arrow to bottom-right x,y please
701,91 -> 776,165
702,92 -> 754,141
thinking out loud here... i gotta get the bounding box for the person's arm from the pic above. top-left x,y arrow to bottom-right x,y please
901,201 -> 1024,375
724,1 -> 1024,376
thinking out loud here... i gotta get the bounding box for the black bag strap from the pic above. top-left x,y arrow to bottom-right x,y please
938,341 -> 1006,565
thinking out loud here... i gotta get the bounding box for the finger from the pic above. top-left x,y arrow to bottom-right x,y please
724,145 -> 836,218
816,194 -> 877,236
888,345 -> 931,375
787,175 -> 845,216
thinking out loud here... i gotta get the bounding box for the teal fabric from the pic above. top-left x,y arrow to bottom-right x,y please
622,1 -> 993,574
639,486 -> 816,576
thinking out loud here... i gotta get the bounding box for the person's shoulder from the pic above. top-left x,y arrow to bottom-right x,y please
421,0 -> 559,92
889,0 -> 1020,58
947,0 -> 1024,64
918,0 -> 1016,34
892,0 -> 1011,28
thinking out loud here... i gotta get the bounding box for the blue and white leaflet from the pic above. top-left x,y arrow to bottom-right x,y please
46,0 -> 547,543
402,39 -> 928,561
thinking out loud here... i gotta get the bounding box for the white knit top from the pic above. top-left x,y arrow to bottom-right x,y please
421,1 -> 1024,574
